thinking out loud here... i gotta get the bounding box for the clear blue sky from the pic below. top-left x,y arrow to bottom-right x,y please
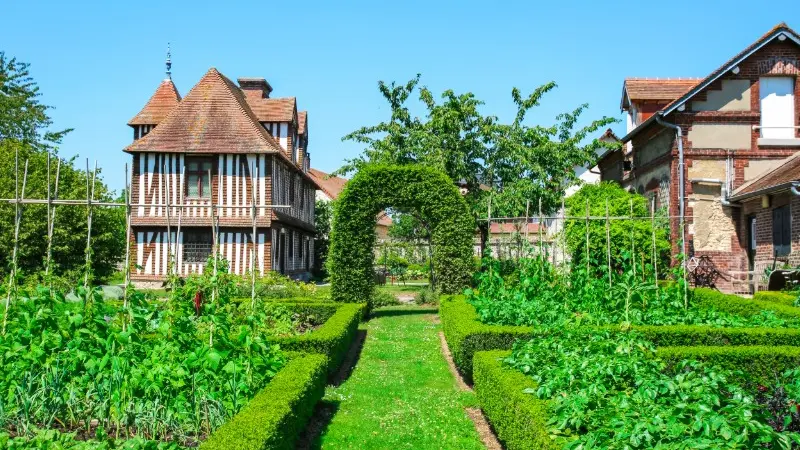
1,0 -> 794,192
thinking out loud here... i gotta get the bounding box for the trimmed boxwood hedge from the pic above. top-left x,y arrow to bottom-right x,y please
439,295 -> 532,382
657,345 -> 800,386
267,302 -> 365,376
441,292 -> 800,381
753,291 -> 797,307
328,165 -> 475,303
473,351 -> 555,450
200,352 -> 328,450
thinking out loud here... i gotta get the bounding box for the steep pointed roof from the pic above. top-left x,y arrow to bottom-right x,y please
298,111 -> 307,135
125,68 -> 284,154
128,79 -> 181,126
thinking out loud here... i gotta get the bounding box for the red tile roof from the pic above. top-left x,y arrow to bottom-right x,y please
246,97 -> 296,123
376,211 -> 392,228
308,168 -> 347,200
623,78 -> 700,102
128,79 -> 181,126
489,222 -> 544,234
298,111 -> 307,135
125,68 -> 284,154
731,152 -> 800,200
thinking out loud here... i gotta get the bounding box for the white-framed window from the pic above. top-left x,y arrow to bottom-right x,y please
760,77 -> 795,139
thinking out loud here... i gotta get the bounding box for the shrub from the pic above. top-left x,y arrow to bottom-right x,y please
473,351 -> 554,450
371,290 -> 400,308
754,291 -> 798,307
414,287 -> 439,305
200,353 -> 328,450
267,302 -> 365,376
692,287 -> 800,320
328,165 -> 474,302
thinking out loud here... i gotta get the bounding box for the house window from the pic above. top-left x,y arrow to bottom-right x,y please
183,230 -> 213,263
760,77 -> 796,139
289,174 -> 296,203
186,158 -> 213,198
772,205 -> 791,257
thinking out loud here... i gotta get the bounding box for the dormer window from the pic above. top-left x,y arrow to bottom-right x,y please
133,124 -> 155,140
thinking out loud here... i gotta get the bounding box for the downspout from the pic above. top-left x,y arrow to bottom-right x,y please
655,114 -> 686,256
792,182 -> 800,196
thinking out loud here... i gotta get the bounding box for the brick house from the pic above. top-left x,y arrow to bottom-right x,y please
125,67 -> 317,283
600,23 -> 800,293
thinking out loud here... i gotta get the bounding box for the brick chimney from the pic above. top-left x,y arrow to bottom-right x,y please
238,77 -> 273,100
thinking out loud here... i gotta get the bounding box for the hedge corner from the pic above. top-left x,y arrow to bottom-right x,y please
200,352 -> 328,450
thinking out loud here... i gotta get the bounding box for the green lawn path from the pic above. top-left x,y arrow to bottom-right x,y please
314,305 -> 484,449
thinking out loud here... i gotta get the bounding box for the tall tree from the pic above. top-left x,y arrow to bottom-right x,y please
340,75 -> 618,251
0,52 -> 124,284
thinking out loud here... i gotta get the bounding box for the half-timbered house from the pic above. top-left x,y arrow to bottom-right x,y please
125,67 -> 317,283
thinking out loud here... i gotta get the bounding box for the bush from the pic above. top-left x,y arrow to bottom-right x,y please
371,290 -> 400,308
414,287 -> 439,305
267,302 -> 365,376
200,353 -> 328,450
692,287 -> 800,320
473,351 -> 555,450
754,291 -> 798,307
328,165 -> 474,302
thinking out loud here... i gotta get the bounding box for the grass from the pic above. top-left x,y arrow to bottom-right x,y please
313,305 -> 483,449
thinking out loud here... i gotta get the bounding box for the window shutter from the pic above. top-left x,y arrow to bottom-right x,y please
773,207 -> 783,256
782,206 -> 792,254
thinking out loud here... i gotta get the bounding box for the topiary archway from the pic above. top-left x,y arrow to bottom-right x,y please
328,165 -> 475,303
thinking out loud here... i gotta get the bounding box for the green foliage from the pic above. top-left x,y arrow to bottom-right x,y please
414,287 -> 439,305
0,262 -> 288,446
199,353 -> 328,450
473,351 -> 555,450
468,257 -> 795,328
388,213 -> 430,242
267,302 -> 365,376
328,165 -> 474,302
563,182 -> 671,274
0,53 -> 122,283
339,75 -> 617,220
371,290 -> 401,308
313,199 -> 332,279
439,295 -> 532,382
754,291 -> 798,307
503,328 -> 798,448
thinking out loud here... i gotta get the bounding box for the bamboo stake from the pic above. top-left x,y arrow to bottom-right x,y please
538,198 -> 543,262
524,199 -> 530,258
630,199 -> 635,277
2,156 -> 28,336
163,163 -> 173,285
45,158 -> 61,287
560,197 -> 565,266
651,197 -> 658,288
250,163 -> 258,309
123,164 -> 132,331
176,166 -> 184,279
210,168 -> 217,348
605,200 -> 612,288
84,160 -> 98,289
585,200 -> 590,274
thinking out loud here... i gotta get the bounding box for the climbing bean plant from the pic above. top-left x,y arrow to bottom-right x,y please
328,165 -> 474,303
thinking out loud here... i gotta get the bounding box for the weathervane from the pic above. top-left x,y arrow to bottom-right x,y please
166,43 -> 172,80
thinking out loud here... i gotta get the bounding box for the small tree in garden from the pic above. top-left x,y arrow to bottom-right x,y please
563,182 -> 671,275
328,165 -> 473,303
338,75 -> 617,252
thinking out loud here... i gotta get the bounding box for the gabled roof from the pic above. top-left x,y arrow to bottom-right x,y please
308,168 -> 347,200
621,78 -> 700,110
246,97 -> 296,123
730,152 -> 800,200
125,68 -> 284,154
298,111 -> 307,135
128,79 -> 181,126
622,22 -> 800,143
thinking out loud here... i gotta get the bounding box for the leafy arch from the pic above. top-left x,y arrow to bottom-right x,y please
329,165 -> 474,302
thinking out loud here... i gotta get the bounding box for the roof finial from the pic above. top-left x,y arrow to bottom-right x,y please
165,42 -> 172,80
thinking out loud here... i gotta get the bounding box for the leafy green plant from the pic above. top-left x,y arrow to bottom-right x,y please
370,290 -> 400,308
414,287 -> 440,306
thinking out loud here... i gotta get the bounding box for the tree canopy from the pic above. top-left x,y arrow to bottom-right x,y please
0,52 -> 124,285
339,75 -> 619,220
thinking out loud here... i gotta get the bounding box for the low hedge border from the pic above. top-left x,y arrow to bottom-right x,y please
473,351 -> 555,450
200,352 -> 328,450
753,291 -> 797,307
267,302 -> 366,376
693,287 -> 800,319
657,345 -> 800,386
441,293 -> 800,381
439,295 -> 532,382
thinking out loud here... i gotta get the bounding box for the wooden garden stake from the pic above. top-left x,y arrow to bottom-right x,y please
176,166 -> 185,279
123,164 -> 132,330
605,200 -> 612,288
560,197 -> 565,266
538,198 -> 543,262
585,199 -> 590,274
524,199 -> 530,259
630,199 -> 635,277
209,168 -> 217,347
45,157 -> 61,286
84,160 -> 98,289
651,197 -> 658,289
2,155 -> 28,336
250,162 -> 258,309
164,163 -> 173,282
